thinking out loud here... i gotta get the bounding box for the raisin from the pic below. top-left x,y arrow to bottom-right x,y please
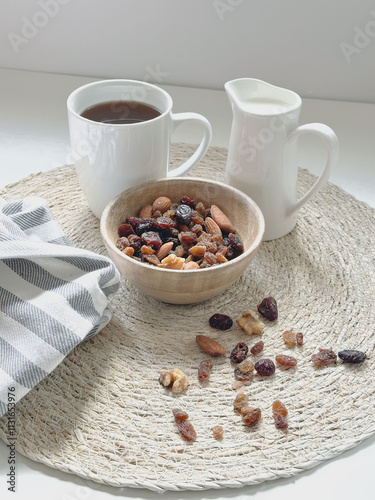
140,245 -> 155,255
122,247 -> 134,257
275,354 -> 297,367
116,236 -> 129,251
174,417 -> 197,441
174,245 -> 186,257
250,341 -> 264,356
274,413 -> 288,430
190,210 -> 204,225
241,407 -> 262,427
230,342 -> 249,363
179,231 -> 197,248
228,233 -> 244,254
283,331 -> 297,346
176,204 -> 192,225
180,196 -> 196,208
234,367 -> 253,382
202,252 -> 218,266
198,359 -> 214,383
233,391 -> 249,413
272,400 -> 288,430
296,332 -> 304,346
195,201 -> 206,217
172,408 -> 189,421
257,296 -> 278,321
254,359 -> 276,376
127,234 -> 142,252
311,348 -> 337,367
190,223 -> 203,234
141,231 -> 163,249
212,425 -> 224,440
272,400 -> 288,417
237,359 -> 254,373
338,350 -> 367,364
118,223 -> 135,237
209,313 -> 233,330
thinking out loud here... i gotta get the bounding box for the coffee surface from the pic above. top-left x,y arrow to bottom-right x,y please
81,101 -> 161,124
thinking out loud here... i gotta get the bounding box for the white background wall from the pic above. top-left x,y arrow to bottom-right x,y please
1,0 -> 375,103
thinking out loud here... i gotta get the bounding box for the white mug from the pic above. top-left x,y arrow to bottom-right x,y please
67,79 -> 212,218
225,78 -> 339,240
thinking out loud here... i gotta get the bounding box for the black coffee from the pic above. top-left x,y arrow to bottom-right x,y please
80,100 -> 161,124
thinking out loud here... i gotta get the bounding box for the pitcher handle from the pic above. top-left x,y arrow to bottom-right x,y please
167,112 -> 212,178
287,123 -> 339,216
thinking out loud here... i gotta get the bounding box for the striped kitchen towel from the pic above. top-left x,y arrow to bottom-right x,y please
0,196 -> 120,417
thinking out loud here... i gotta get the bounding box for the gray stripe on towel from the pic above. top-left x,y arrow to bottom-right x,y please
3,258 -> 102,324
0,338 -> 48,389
0,287 -> 81,355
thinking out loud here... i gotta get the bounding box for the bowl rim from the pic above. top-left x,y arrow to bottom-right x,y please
100,177 -> 265,274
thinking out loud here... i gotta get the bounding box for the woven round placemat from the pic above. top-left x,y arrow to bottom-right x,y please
1,144 -> 375,492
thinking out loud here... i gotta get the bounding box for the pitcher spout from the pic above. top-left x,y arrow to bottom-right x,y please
225,78 -> 301,116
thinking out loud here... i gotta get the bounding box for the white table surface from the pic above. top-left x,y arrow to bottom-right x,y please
0,68 -> 374,499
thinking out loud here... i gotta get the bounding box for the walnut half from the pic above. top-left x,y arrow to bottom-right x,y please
237,310 -> 265,335
159,368 -> 189,393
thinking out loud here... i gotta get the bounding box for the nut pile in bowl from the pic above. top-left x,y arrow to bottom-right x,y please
115,194 -> 244,270
100,177 -> 265,304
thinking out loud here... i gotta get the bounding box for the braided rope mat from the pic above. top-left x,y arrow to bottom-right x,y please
1,144 -> 375,492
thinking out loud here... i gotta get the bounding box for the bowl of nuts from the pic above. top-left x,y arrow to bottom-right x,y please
100,177 -> 265,304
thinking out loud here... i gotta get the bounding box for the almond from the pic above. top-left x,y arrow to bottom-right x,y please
155,241 -> 173,260
196,335 -> 226,357
210,205 -> 235,233
152,196 -> 172,213
139,204 -> 153,219
204,217 -> 222,236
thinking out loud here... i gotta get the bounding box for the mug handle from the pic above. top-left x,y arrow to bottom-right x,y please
286,123 -> 339,216
167,112 -> 212,177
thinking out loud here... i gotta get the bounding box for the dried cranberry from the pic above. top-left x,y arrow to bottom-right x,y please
125,216 -> 143,229
209,313 -> 233,330
141,231 -> 163,249
135,218 -> 157,236
155,217 -> 176,231
118,223 -> 135,237
254,358 -> 276,376
230,342 -> 249,363
176,204 -> 192,225
180,196 -> 196,208
257,297 -> 278,321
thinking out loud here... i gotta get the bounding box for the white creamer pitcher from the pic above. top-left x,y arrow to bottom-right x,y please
225,78 -> 339,240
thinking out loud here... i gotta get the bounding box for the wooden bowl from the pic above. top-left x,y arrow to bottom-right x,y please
100,177 -> 265,304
